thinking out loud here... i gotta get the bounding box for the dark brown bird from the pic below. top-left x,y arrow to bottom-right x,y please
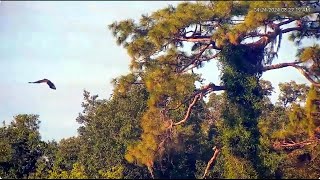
29,79 -> 56,90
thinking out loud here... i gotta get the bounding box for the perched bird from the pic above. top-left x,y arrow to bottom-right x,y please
28,78 -> 56,90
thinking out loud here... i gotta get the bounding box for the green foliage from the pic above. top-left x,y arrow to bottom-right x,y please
108,1 -> 320,178
48,163 -> 87,179
0,114 -> 45,179
49,137 -> 81,177
76,86 -> 151,178
98,165 -> 124,179
216,44 -> 266,178
277,81 -> 310,107
2,1 -> 320,179
297,44 -> 320,78
29,141 -> 58,179
273,86 -> 320,141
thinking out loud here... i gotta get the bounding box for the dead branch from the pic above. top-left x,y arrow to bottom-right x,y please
273,138 -> 320,150
172,83 -> 226,126
202,146 -> 221,179
173,93 -> 202,126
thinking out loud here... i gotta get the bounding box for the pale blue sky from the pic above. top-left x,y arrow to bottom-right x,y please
0,1 -> 317,141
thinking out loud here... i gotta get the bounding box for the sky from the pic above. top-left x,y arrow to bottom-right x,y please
0,1 -> 318,142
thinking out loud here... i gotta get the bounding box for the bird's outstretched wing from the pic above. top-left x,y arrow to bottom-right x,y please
29,78 -> 56,90
46,80 -> 56,90
28,79 -> 48,83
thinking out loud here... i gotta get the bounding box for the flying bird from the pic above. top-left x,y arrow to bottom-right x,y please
29,79 -> 56,90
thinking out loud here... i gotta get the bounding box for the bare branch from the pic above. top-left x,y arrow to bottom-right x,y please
169,83 -> 226,111
293,66 -> 320,87
173,93 -> 202,126
202,146 -> 221,179
262,61 -> 302,71
273,138 -> 319,150
182,51 -> 221,73
199,52 -> 221,62
132,82 -> 145,85
244,23 -> 304,48
170,83 -> 226,126
179,44 -> 211,73
277,18 -> 297,27
176,36 -> 212,43
281,26 -> 303,34
262,61 -> 320,87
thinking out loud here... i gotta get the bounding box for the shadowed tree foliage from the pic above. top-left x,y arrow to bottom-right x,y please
29,140 -> 58,179
47,137 -> 84,179
0,115 -> 45,179
74,83 -> 215,179
75,87 -> 151,179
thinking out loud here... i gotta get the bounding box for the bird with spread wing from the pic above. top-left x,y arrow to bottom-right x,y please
29,79 -> 56,90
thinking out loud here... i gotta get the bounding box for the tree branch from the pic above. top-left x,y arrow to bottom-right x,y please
132,82 -> 145,85
294,66 -> 320,87
262,61 -> 320,87
182,51 -> 221,73
179,44 -> 211,73
147,165 -> 155,179
262,61 -> 302,71
176,36 -> 212,44
173,93 -> 202,126
281,27 -> 303,34
169,83 -> 226,111
277,18 -> 297,27
273,138 -> 319,150
202,146 -> 220,179
244,24 -> 303,48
